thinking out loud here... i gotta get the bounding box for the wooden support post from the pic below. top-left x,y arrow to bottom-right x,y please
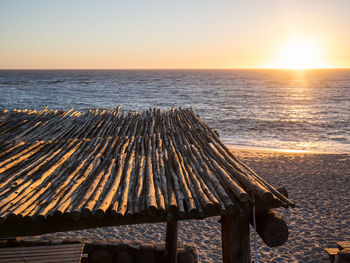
221,213 -> 250,263
165,220 -> 178,263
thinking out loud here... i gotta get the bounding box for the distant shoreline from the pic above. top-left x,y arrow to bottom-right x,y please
226,144 -> 349,155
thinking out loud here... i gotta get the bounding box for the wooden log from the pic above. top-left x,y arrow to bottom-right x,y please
250,209 -> 289,247
92,110 -> 112,138
188,144 -> 236,213
10,140 -> 83,220
14,138 -> 93,219
165,167 -> 178,219
40,112 -> 78,140
77,144 -> 116,218
11,119 -> 46,141
186,159 -> 214,211
0,140 -> 81,217
156,133 -> 169,213
131,137 -> 146,216
102,116 -> 137,217
74,111 -> 106,140
163,130 -> 197,215
99,108 -> 121,139
252,187 -> 290,211
24,110 -> 74,141
0,142 -> 57,195
206,134 -> 278,202
145,136 -> 158,215
170,115 -> 211,216
221,212 -> 250,263
0,111 -> 26,134
0,141 -> 25,162
276,187 -> 288,198
140,193 -> 147,216
168,133 -> 202,216
84,136 -> 121,218
184,109 -> 291,208
336,241 -> 350,250
5,185 -> 48,222
5,142 -> 75,216
83,112 -> 109,139
168,166 -> 185,217
164,220 -> 178,263
199,117 -> 295,207
0,141 -> 45,174
115,145 -> 136,217
55,138 -> 111,216
125,135 -> 140,217
179,136 -> 221,209
49,138 -> 107,216
25,139 -> 98,219
0,139 -> 66,191
56,113 -> 94,141
194,132 -> 267,203
98,140 -> 127,216
178,135 -> 220,207
151,134 -> 166,215
75,112 -> 102,140
204,151 -> 249,203
97,138 -> 127,217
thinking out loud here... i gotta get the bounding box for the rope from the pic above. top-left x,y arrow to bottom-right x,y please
253,194 -> 259,263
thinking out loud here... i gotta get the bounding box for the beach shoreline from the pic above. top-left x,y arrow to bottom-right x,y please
38,148 -> 350,263
226,143 -> 349,155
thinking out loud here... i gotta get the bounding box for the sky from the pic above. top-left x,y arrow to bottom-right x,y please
0,0 -> 350,69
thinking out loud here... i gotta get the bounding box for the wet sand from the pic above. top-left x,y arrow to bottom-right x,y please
41,148 -> 350,262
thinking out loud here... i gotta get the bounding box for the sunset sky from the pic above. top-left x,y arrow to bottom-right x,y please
1,0 -> 350,69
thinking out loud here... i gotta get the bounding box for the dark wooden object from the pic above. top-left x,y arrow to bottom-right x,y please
337,241 -> 350,250
250,209 -> 289,247
324,248 -> 339,263
337,249 -> 350,262
0,209 -> 226,238
221,213 -> 250,263
324,241 -> 350,263
165,220 -> 178,263
0,243 -> 84,263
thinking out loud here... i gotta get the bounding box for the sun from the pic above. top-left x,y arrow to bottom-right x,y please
269,39 -> 327,69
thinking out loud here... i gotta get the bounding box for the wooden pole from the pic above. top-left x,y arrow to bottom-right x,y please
221,212 -> 250,263
165,220 -> 178,263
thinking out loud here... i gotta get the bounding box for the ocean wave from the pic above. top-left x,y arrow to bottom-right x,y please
0,80 -> 30,86
44,79 -> 65,84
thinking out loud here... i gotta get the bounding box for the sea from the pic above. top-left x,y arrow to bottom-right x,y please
0,69 -> 349,153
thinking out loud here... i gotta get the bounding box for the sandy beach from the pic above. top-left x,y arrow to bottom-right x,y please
40,148 -> 350,263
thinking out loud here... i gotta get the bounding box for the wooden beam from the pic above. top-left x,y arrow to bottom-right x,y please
165,220 -> 178,263
250,209 -> 288,247
221,212 -> 250,263
0,210 -> 229,238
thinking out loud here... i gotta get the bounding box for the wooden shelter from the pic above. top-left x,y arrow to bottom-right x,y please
0,107 -> 295,262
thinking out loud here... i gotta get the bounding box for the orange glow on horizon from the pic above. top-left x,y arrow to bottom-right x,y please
267,39 -> 329,69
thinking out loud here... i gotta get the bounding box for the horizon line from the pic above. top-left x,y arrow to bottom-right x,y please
1,67 -> 350,70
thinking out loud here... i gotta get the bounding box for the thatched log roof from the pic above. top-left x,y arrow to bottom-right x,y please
0,107 -> 294,237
